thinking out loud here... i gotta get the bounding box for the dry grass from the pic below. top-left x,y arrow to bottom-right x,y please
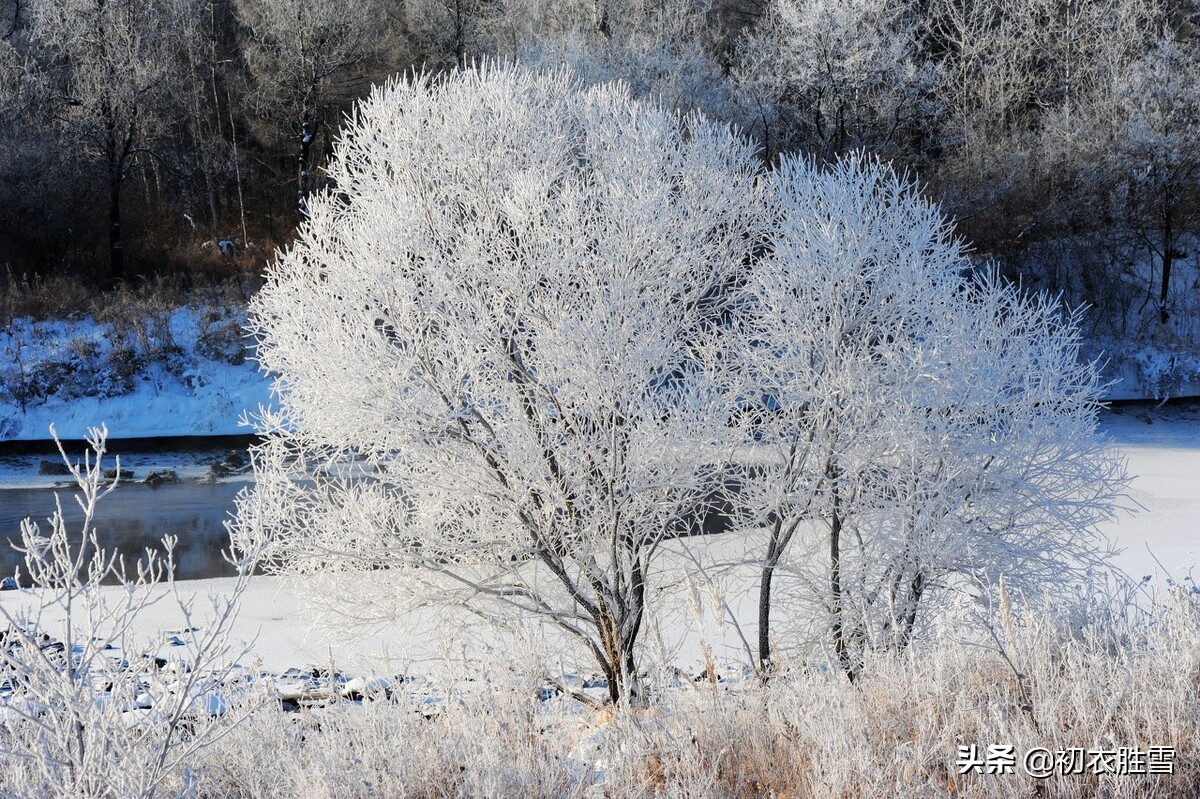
1,268 -> 262,327
150,590 -> 1200,799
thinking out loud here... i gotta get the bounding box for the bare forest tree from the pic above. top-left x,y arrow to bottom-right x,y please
233,0 -> 385,217
27,0 -> 201,284
2,0 -> 1196,330
0,15 -> 83,265
0,427 -> 262,798
174,0 -> 240,242
405,0 -> 500,67
1107,32 -> 1200,326
732,0 -> 942,162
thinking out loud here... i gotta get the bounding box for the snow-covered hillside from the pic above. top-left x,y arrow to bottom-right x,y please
1,307 -> 273,440
4,307 -> 1199,445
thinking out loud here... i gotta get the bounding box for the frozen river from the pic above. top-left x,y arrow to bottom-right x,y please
0,401 -> 1197,587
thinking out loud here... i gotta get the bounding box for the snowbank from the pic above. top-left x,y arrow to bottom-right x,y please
1093,338 -> 1200,401
1,307 -> 273,440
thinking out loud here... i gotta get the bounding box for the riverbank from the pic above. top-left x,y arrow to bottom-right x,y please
1,305 -> 273,441
5,301 -> 1200,444
2,398 -> 1196,586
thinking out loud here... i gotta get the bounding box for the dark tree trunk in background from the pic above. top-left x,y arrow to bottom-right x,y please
298,118 -> 314,217
1160,204 -> 1173,324
108,174 -> 125,286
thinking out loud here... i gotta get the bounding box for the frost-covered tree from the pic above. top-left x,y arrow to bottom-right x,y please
737,155 -> 1127,678
233,66 -> 761,703
732,0 -> 941,162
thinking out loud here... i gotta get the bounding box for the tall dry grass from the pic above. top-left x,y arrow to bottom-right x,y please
1,269 -> 261,327
151,587 -> 1200,799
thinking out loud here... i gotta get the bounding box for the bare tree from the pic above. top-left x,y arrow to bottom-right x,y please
405,0 -> 500,67
232,66 -> 760,704
0,22 -> 79,267
0,426 -> 262,798
174,0 -> 240,242
27,0 -> 200,284
732,0 -> 941,162
1107,32 -> 1200,327
233,0 -> 383,217
514,0 -> 735,122
986,0 -> 1198,332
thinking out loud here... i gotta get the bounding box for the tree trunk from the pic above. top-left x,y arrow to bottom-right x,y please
453,0 -> 466,67
1159,205 -> 1173,325
103,106 -> 135,286
757,521 -> 783,676
828,462 -> 853,680
598,564 -> 646,706
108,176 -> 125,286
830,504 -> 847,672
599,611 -> 628,705
897,569 -> 924,650
758,560 -> 776,674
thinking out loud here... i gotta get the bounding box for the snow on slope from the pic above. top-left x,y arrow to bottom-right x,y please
1,308 -> 273,440
4,365 -> 271,441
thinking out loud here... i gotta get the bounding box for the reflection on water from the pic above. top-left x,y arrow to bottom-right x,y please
0,480 -> 249,583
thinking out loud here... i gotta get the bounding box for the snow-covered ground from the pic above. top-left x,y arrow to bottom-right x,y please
2,400 -> 1194,679
1095,401 -> 1200,585
1092,339 -> 1200,401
